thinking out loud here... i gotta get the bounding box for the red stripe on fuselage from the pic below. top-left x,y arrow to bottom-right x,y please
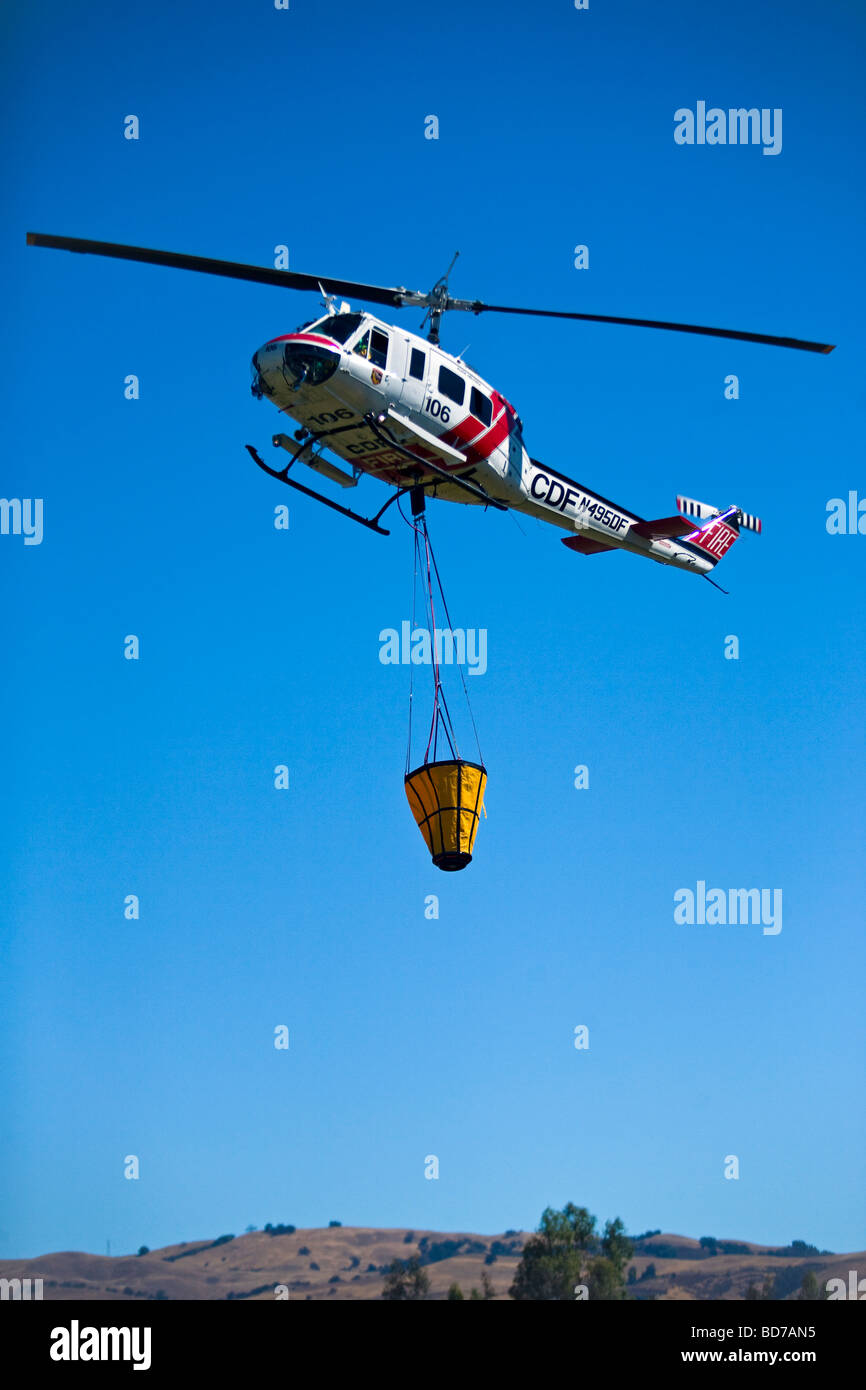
468,407 -> 511,462
438,389 -> 514,464
265,333 -> 341,349
439,415 -> 488,451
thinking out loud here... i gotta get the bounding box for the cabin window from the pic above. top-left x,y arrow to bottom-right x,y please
409,347 -> 426,380
353,331 -> 370,359
470,386 -> 492,427
438,364 -> 465,405
370,330 -> 389,369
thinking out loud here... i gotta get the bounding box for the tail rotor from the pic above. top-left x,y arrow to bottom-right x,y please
677,495 -> 763,536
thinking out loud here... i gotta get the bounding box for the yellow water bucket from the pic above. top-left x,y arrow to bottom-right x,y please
404,759 -> 487,871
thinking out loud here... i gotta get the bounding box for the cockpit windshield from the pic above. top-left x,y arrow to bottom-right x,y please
305,312 -> 365,344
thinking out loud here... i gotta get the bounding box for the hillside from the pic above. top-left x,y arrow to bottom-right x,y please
1,1228 -> 859,1301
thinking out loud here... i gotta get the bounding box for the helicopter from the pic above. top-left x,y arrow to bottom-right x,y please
26,233 -> 834,585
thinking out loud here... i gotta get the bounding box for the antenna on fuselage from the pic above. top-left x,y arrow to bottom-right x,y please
317,281 -> 351,317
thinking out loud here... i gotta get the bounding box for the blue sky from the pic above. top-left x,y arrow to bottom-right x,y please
2,0 -> 864,1260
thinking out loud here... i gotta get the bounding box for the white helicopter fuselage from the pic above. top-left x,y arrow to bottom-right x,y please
251,308 -> 719,575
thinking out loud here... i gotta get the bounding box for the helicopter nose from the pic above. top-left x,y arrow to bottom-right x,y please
251,333 -> 340,397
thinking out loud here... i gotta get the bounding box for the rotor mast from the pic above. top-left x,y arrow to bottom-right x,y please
421,251 -> 459,345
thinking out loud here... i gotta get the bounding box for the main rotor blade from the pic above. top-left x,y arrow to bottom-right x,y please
25,233 -> 418,310
451,298 -> 835,354
27,234 -> 835,353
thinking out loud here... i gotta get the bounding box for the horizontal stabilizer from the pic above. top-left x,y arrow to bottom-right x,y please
630,515 -> 695,540
562,535 -> 617,555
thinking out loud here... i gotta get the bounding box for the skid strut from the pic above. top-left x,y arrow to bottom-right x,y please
246,404 -> 508,534
245,444 -> 401,535
363,413 -> 508,511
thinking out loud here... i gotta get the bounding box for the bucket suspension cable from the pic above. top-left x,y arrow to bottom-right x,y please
402,500 -> 488,873
420,515 -> 459,764
406,509 -> 483,770
424,515 -> 484,767
406,523 -> 416,776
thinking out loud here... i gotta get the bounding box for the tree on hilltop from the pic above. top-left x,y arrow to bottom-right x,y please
509,1203 -> 632,1301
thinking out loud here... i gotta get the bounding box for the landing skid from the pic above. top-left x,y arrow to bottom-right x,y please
246,406 -> 509,535
245,444 -> 401,535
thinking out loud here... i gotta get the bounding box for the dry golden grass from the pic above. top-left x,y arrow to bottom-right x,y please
2,1228 -> 860,1302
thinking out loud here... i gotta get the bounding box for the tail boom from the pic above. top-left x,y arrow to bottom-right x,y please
561,493 -> 762,576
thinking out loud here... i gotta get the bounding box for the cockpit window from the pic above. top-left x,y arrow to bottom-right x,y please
353,327 -> 388,369
369,330 -> 389,368
308,311 -> 364,344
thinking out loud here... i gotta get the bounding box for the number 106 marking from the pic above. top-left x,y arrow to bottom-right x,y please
424,397 -> 452,425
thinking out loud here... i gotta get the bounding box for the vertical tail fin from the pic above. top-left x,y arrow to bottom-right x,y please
676,498 -> 762,566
